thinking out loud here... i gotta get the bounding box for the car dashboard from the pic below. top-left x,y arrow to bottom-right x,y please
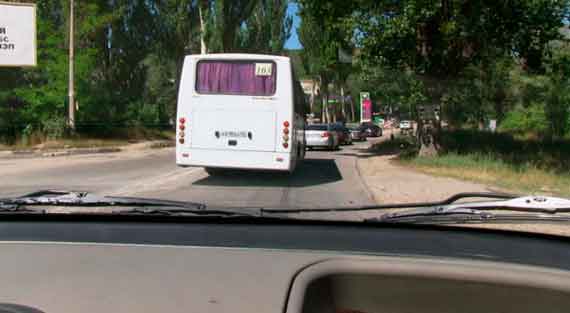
0,220 -> 569,313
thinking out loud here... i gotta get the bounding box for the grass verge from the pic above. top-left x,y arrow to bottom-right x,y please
0,129 -> 175,151
399,153 -> 570,197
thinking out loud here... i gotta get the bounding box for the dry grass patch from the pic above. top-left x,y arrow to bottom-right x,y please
400,153 -> 570,197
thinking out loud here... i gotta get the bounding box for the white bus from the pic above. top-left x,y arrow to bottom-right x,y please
176,54 -> 306,173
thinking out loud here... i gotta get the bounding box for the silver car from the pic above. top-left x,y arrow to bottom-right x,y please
305,124 -> 339,150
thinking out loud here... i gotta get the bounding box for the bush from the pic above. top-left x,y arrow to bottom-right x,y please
42,116 -> 67,140
499,104 -> 549,136
126,101 -> 160,127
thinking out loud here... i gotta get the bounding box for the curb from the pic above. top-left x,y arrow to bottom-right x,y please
11,150 -> 36,155
0,140 -> 175,159
149,141 -> 175,149
354,144 -> 381,205
41,147 -> 123,158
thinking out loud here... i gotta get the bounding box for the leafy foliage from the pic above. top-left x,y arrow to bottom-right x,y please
0,0 -> 294,144
239,0 -> 292,54
2,0 -> 570,145
298,0 -> 570,138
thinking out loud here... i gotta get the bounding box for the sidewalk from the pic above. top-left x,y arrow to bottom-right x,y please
0,140 -> 174,159
356,132 -> 499,204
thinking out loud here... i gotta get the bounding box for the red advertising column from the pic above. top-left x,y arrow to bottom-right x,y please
362,98 -> 372,122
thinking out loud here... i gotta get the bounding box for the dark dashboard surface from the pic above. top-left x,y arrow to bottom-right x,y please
0,220 -> 568,270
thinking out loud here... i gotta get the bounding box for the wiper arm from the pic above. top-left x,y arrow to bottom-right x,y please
261,192 -> 517,214
373,196 -> 570,224
0,203 -> 45,214
0,190 -> 205,210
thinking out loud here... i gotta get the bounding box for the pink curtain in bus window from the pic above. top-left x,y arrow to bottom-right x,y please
196,62 -> 276,96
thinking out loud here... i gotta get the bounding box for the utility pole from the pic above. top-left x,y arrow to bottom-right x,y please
340,85 -> 345,121
199,0 -> 207,54
68,0 -> 75,129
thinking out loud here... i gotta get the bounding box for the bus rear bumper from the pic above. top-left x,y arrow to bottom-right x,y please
176,148 -> 293,171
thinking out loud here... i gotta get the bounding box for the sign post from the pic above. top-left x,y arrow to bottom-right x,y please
0,2 -> 36,67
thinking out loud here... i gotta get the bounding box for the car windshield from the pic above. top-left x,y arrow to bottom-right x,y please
1,0 -> 570,236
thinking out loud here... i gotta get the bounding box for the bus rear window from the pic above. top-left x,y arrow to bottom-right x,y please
196,60 -> 276,96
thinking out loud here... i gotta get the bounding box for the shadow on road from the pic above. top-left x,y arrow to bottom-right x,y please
192,158 -> 342,187
334,149 -> 397,159
334,146 -> 398,159
334,136 -> 404,159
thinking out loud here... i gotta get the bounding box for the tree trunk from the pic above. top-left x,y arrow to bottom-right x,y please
350,95 -> 355,122
199,1 -> 207,54
321,95 -> 326,123
417,119 -> 440,157
332,108 -> 336,123
310,80 -> 315,114
319,77 -> 325,122
322,93 -> 329,123
418,141 -> 438,157
331,94 -> 336,123
222,27 -> 236,52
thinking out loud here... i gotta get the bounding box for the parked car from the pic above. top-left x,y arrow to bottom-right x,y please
359,122 -> 383,138
331,123 -> 352,145
399,120 -> 412,129
349,126 -> 365,141
305,124 -> 340,150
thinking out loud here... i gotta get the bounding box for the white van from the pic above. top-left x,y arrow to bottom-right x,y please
176,54 -> 306,173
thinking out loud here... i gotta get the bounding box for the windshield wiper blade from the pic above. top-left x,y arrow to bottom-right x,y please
0,190 -> 206,210
0,190 -> 269,218
372,196 -> 570,224
112,207 -> 262,217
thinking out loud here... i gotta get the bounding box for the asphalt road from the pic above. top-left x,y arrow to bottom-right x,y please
0,140 -> 377,209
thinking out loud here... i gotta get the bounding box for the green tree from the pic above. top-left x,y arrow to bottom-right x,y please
239,0 -> 292,54
298,2 -> 351,122
299,0 -> 568,103
207,0 -> 258,52
3,0 -> 68,138
152,0 -> 200,96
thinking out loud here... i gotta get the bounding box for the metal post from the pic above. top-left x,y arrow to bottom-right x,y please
340,85 -> 345,121
68,0 -> 75,129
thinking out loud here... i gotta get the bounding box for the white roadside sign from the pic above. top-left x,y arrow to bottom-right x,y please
0,2 -> 36,67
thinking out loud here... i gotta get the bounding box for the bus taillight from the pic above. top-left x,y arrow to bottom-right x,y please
178,117 -> 187,144
282,121 -> 290,149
